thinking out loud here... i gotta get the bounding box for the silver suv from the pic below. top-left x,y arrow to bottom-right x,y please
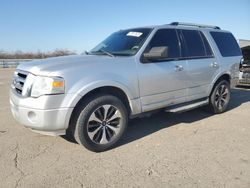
10,22 -> 242,151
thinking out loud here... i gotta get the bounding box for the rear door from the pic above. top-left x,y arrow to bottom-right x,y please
179,29 -> 219,101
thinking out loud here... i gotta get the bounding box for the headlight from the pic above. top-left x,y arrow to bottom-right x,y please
31,76 -> 65,98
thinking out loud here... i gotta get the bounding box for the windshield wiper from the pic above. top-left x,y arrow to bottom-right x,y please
99,49 -> 115,57
89,49 -> 115,57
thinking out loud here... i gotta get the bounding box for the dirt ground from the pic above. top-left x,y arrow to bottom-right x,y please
0,68 -> 250,188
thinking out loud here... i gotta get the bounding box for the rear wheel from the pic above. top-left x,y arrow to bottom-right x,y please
72,95 -> 128,152
207,80 -> 231,114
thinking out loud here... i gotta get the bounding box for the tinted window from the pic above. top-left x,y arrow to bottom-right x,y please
200,32 -> 213,57
146,29 -> 180,59
182,30 -> 206,57
210,32 -> 242,57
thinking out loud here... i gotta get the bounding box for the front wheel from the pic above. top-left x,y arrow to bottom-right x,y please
72,95 -> 128,152
207,80 -> 231,114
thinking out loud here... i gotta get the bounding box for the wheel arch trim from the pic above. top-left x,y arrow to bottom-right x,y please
66,80 -> 142,116
208,72 -> 231,95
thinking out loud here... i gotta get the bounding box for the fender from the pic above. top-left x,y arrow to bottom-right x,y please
207,71 -> 231,95
63,79 -> 142,115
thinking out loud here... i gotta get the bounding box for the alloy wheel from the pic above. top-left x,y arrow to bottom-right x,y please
214,84 -> 229,110
87,105 -> 122,144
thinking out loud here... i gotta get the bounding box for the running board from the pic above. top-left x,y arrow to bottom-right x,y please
165,99 -> 209,113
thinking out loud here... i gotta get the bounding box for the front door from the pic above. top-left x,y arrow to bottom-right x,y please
137,29 -> 188,112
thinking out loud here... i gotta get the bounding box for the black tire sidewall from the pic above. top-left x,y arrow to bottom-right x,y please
75,95 -> 128,152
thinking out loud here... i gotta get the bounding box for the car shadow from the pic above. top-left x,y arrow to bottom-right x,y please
228,87 -> 250,110
62,88 -> 250,149
118,88 -> 250,147
117,109 -> 209,148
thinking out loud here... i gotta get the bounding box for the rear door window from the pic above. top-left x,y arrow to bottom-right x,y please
179,30 -> 214,59
200,32 -> 214,57
210,32 -> 242,57
181,30 -> 206,58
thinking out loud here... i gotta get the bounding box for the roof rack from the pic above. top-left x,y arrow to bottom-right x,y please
170,22 -> 221,30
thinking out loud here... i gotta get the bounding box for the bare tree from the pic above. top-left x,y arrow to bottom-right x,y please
0,49 -> 77,59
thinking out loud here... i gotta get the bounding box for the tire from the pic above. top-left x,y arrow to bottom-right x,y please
71,94 -> 128,152
207,80 -> 231,114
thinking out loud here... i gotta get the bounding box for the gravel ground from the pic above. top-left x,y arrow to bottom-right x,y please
0,68 -> 250,188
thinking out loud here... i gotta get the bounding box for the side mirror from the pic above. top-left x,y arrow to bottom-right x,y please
143,46 -> 169,61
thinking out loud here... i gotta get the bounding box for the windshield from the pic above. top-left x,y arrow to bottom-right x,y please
90,28 -> 152,56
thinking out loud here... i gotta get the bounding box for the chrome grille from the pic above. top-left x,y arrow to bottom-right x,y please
12,70 -> 28,95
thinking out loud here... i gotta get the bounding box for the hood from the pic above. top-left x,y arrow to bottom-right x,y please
17,55 -> 122,76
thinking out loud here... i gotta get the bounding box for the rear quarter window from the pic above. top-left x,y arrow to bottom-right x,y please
210,32 -> 242,57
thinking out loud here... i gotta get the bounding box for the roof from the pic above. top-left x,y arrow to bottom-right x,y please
125,22 -> 228,33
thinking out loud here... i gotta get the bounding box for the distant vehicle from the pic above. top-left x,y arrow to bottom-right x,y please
239,64 -> 250,86
10,22 -> 242,152
238,41 -> 250,86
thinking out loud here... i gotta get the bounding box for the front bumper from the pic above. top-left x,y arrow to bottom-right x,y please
10,91 -> 74,136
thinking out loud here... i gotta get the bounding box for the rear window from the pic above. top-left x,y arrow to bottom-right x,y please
210,32 -> 242,57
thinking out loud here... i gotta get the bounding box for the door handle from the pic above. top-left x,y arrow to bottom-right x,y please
175,65 -> 184,72
211,62 -> 219,68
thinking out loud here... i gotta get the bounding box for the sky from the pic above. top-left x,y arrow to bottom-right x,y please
0,0 -> 249,53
